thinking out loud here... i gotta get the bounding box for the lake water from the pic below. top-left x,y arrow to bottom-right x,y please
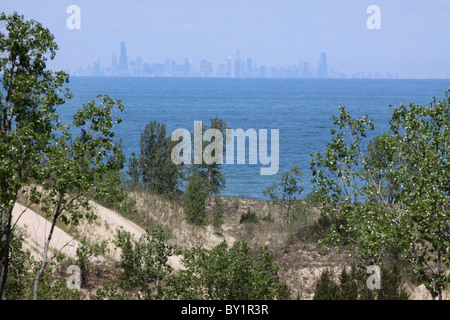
60,77 -> 450,199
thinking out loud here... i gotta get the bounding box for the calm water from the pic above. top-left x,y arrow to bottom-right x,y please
60,77 -> 450,199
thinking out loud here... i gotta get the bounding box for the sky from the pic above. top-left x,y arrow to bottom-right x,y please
1,0 -> 450,78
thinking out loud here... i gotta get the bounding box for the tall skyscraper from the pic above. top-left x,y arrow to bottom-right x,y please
234,49 -> 240,78
119,41 -> 128,71
318,52 -> 327,78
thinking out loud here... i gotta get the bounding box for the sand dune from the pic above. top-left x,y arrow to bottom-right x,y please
12,201 -> 184,270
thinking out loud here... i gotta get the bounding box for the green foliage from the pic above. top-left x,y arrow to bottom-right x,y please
338,267 -> 359,300
263,167 -> 304,224
287,200 -> 316,240
0,11 -> 73,297
303,209 -> 348,242
310,91 -> 450,299
76,237 -> 108,287
313,265 -> 409,300
211,196 -> 224,232
114,226 -> 173,299
128,121 -> 182,198
313,269 -> 342,300
35,275 -> 82,300
5,230 -> 34,299
159,240 -> 280,300
276,281 -> 292,300
239,208 -> 259,224
261,212 -> 274,222
363,134 -> 401,204
0,12 -> 125,299
183,171 -> 208,225
379,264 -> 410,300
92,139 -> 137,216
95,280 -> 126,300
193,117 -> 227,196
30,93 -> 125,298
6,232 -> 82,300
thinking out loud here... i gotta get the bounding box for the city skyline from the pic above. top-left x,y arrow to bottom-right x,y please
79,41 -> 400,79
1,1 -> 450,79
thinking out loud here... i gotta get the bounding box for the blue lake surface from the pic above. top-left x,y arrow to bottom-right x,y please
59,77 -> 450,199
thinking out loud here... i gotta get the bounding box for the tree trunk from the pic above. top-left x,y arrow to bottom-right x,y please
437,232 -> 442,300
0,205 -> 13,300
32,211 -> 59,300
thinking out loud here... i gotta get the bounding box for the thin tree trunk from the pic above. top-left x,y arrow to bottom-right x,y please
0,205 -> 13,300
437,229 -> 442,300
32,209 -> 60,300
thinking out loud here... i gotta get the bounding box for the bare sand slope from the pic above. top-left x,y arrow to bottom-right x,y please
12,203 -> 80,260
84,202 -> 232,270
12,201 -> 184,270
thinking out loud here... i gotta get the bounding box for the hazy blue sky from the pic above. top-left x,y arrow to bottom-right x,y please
2,0 -> 450,78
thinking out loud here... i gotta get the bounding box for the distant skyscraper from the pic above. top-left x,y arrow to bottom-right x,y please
234,49 -> 240,78
217,64 -> 227,77
143,62 -> 150,74
112,55 -> 118,73
135,56 -> 142,74
303,62 -> 312,78
165,58 -> 173,76
183,58 -> 191,77
246,58 -> 252,77
93,59 -> 101,76
259,65 -> 266,78
226,56 -> 232,77
318,52 -> 327,78
119,42 -> 128,71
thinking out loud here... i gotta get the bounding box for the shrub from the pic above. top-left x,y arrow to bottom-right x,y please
159,240 -> 280,300
313,264 -> 409,300
240,209 -> 259,224
183,172 -> 208,225
113,226 -> 174,299
313,269 -> 342,300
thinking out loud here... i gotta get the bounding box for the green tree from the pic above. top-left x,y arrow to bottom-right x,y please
313,269 -> 342,300
313,265 -> 408,300
363,133 -> 401,204
183,172 -> 208,225
76,237 -> 108,287
113,226 -> 174,299
128,121 -> 182,197
211,196 -> 224,233
159,240 -> 280,300
194,117 -> 227,195
263,166 -> 304,224
5,229 -> 34,299
310,91 -> 450,299
0,12 -> 71,299
339,267 -> 359,300
0,12 -> 126,299
31,94 -> 125,299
